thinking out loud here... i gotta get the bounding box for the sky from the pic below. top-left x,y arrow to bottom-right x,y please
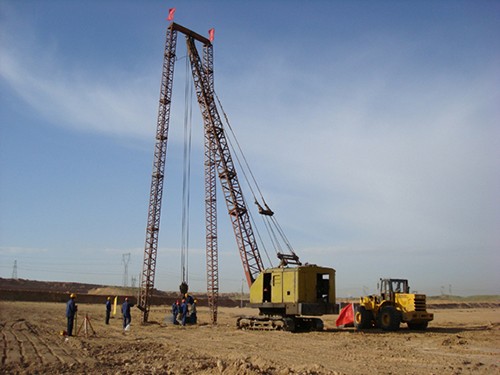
1,0 -> 499,297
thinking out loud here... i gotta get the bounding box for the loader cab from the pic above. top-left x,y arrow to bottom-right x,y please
379,278 -> 409,300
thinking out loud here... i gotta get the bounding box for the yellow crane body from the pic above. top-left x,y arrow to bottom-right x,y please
248,264 -> 337,316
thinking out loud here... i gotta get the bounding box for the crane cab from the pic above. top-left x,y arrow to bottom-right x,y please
249,264 -> 338,316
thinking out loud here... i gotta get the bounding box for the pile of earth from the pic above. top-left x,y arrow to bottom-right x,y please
0,278 -> 243,306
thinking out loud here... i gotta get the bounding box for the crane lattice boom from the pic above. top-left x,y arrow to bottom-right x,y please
138,23 -> 264,323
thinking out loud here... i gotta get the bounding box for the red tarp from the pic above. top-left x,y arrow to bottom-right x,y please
336,303 -> 355,327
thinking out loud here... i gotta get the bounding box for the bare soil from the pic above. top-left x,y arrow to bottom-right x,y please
1,301 -> 499,375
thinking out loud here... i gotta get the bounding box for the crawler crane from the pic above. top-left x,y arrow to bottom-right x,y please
138,22 -> 338,331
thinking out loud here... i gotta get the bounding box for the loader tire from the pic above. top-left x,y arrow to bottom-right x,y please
377,306 -> 401,331
354,306 -> 373,329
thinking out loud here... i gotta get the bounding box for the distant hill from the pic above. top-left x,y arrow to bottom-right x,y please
428,294 -> 500,302
1,278 -> 498,308
337,294 -> 500,310
1,277 -> 116,294
0,278 -> 244,306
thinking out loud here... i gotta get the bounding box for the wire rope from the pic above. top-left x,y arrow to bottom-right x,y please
214,95 -> 276,266
214,92 -> 267,203
181,56 -> 193,284
214,91 -> 299,263
270,216 -> 295,254
245,195 -> 274,267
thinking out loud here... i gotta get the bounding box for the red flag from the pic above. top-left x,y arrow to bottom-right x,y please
208,28 -> 215,42
335,303 -> 355,328
167,8 -> 176,21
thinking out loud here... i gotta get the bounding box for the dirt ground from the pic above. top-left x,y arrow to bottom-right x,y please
1,301 -> 499,374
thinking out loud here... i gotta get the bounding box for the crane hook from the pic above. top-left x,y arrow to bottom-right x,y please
255,200 -> 274,216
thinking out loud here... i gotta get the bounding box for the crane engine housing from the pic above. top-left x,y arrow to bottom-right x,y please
238,265 -> 338,331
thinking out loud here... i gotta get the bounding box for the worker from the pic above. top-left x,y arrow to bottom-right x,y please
121,297 -> 134,330
184,293 -> 194,305
105,297 -> 111,325
179,298 -> 188,326
66,293 -> 77,336
171,300 -> 180,325
190,299 -> 197,324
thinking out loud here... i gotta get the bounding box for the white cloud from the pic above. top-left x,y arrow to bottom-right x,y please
0,5 -> 161,141
0,45 -> 157,139
218,41 -> 500,258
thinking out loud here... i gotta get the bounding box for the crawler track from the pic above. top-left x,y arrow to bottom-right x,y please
236,316 -> 324,332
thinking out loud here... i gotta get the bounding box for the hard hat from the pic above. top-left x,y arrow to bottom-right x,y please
70,293 -> 76,299
107,297 -> 111,300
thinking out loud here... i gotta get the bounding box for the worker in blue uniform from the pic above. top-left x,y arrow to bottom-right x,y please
105,297 -> 112,324
190,299 -> 197,324
184,293 -> 194,305
66,293 -> 77,336
121,297 -> 134,330
172,300 -> 180,325
180,298 -> 188,326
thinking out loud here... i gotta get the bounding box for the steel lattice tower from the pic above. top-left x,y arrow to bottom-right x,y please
139,23 -> 264,323
12,260 -> 18,280
138,24 -> 178,323
122,253 -> 131,287
202,42 -> 219,324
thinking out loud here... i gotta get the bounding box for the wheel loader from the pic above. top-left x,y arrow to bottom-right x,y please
355,278 -> 433,331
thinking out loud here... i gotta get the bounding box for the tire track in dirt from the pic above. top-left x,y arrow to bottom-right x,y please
1,330 -> 7,366
20,331 -> 46,364
14,319 -> 49,365
2,318 -> 85,370
49,336 -> 87,366
7,324 -> 27,367
10,320 -> 43,366
23,320 -> 71,365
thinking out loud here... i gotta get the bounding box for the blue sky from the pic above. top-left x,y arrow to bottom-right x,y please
1,1 -> 499,296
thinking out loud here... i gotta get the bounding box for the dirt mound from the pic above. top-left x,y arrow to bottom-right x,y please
429,302 -> 500,309
0,278 -> 243,307
87,287 -> 137,296
0,278 -> 109,294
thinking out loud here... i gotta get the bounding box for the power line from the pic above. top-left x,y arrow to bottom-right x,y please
11,260 -> 18,279
122,253 -> 131,287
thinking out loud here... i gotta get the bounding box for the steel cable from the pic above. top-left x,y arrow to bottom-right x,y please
181,56 -> 193,284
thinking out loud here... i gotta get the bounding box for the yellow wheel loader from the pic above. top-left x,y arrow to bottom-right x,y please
355,278 -> 433,331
